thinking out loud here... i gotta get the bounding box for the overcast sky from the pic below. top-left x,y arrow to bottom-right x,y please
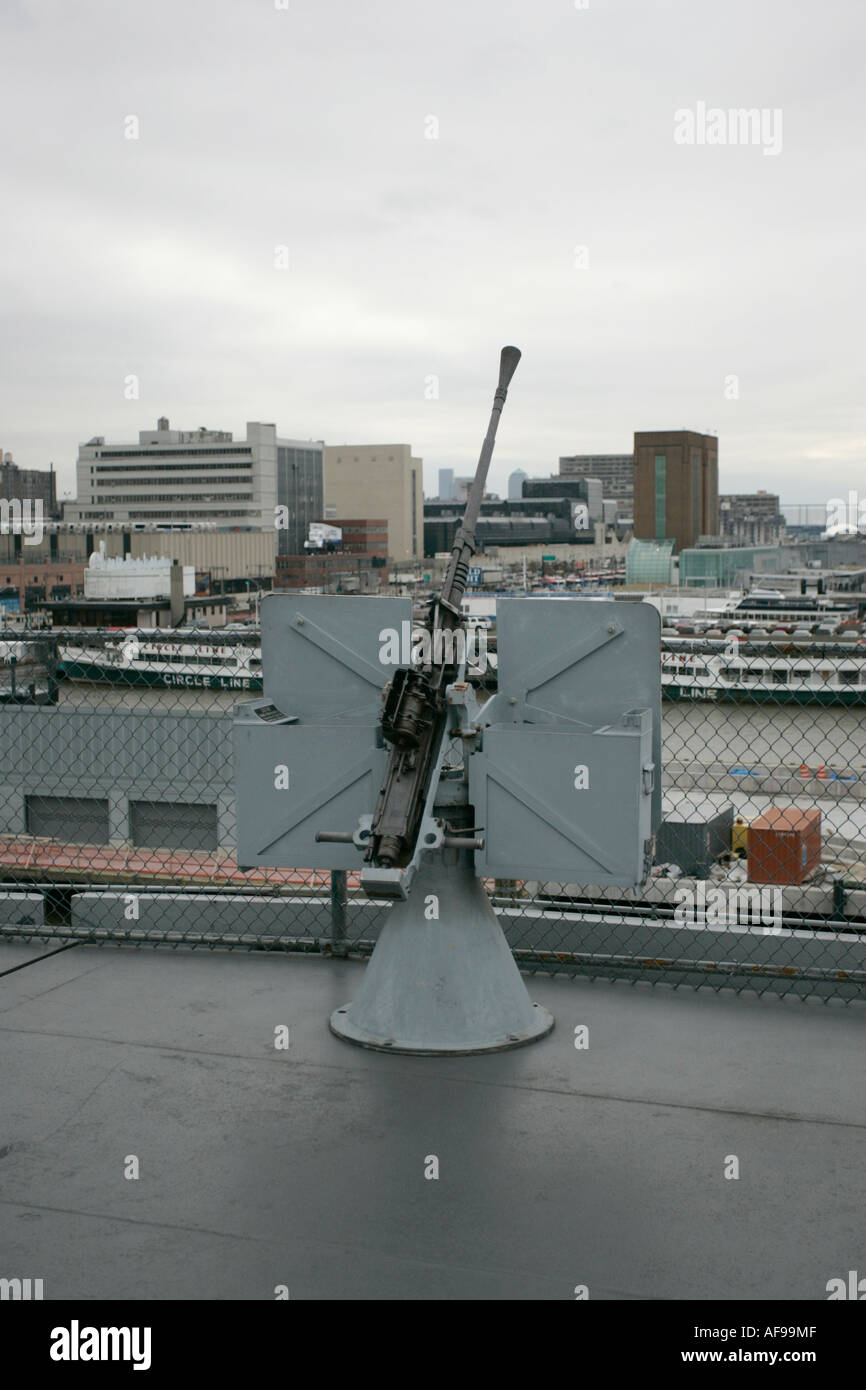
1,0 -> 864,508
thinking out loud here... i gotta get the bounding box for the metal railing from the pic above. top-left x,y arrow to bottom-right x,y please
1,626 -> 863,1002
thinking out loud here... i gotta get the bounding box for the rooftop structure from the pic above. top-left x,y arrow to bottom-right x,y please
83,545 -> 195,601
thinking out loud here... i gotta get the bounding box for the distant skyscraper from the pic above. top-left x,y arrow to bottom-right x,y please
508,469 -> 528,500
438,468 -> 455,501
454,476 -> 474,502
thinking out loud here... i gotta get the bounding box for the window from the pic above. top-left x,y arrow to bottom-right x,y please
98,447 -> 251,459
654,455 -> 666,538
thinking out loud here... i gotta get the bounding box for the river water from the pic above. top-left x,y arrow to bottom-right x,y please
43,681 -> 866,843
55,682 -> 865,768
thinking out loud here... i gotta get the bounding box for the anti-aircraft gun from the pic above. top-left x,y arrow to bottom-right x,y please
234,347 -> 661,1054
317,346 -> 521,889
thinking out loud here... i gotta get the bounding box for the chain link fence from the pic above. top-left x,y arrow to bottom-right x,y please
1,625 -> 864,1001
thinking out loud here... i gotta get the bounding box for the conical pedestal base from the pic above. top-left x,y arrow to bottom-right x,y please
330,852 -> 554,1055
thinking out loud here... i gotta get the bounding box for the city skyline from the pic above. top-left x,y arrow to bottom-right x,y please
8,415 -> 840,517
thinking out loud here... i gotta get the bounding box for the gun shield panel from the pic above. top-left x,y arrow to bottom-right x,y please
260,592 -> 412,723
471,598 -> 661,884
234,594 -> 412,870
234,718 -> 388,870
470,720 -> 654,884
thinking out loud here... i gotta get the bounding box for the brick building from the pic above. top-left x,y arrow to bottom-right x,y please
634,430 -> 718,551
275,518 -> 388,592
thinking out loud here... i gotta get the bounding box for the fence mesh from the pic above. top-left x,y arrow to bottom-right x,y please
0,625 -> 863,1001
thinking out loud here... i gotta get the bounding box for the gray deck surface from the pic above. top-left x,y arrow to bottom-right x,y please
0,941 -> 863,1301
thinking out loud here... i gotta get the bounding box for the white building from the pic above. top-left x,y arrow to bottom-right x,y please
65,418 -> 322,541
84,546 -> 195,601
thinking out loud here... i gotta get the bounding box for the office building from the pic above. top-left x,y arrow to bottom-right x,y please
634,430 -> 718,550
521,476 -> 604,525
719,491 -> 785,545
424,496 -> 596,555
275,441 -> 325,556
0,453 -> 58,517
559,453 -> 634,508
323,444 -> 423,562
64,417 -> 321,536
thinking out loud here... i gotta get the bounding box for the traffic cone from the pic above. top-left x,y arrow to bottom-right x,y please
798,763 -> 809,777
817,765 -> 827,780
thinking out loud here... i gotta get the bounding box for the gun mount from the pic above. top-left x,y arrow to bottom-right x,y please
234,347 -> 661,1053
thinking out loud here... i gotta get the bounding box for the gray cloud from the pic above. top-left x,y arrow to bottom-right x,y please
1,0 -> 864,506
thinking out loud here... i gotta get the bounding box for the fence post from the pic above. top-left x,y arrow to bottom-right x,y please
330,870 -> 348,956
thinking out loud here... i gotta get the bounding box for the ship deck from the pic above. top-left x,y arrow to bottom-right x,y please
0,940 -> 863,1300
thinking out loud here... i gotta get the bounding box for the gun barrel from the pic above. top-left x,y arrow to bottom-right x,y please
439,345 -> 521,611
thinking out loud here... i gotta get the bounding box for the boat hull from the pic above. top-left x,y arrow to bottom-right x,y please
663,684 -> 866,706
59,660 -> 263,693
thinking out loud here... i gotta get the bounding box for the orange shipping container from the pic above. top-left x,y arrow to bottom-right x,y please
748,808 -> 821,885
